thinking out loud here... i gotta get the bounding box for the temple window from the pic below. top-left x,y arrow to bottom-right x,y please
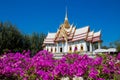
87,45 -> 90,51
55,48 -> 57,53
51,48 -> 53,52
69,46 -> 72,52
81,45 -> 83,51
74,45 -> 78,52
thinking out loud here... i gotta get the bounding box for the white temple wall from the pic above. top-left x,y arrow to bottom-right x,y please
45,40 -> 90,53
47,45 -> 51,52
45,44 -> 57,53
52,46 -> 55,53
83,42 -> 87,51
67,40 -> 87,52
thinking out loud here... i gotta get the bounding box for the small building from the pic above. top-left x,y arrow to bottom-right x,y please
43,10 -> 102,53
93,48 -> 117,54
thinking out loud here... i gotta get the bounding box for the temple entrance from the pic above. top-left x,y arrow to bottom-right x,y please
69,46 -> 72,53
60,47 -> 62,53
87,45 -> 90,51
69,46 -> 72,51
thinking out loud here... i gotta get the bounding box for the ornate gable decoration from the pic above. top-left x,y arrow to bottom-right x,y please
54,12 -> 76,42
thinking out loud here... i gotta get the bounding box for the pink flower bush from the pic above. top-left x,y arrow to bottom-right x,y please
0,50 -> 120,80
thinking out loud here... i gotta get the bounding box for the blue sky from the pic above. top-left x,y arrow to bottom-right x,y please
0,0 -> 120,46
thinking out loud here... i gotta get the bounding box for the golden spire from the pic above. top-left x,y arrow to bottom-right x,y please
64,7 -> 70,29
65,7 -> 68,21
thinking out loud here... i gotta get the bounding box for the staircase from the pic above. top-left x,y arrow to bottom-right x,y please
53,53 -> 65,59
53,52 -> 95,59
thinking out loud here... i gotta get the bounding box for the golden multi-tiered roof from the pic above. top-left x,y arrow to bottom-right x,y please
54,11 -> 76,42
43,10 -> 101,44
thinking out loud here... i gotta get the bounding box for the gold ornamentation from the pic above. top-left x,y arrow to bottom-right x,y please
63,19 -> 70,29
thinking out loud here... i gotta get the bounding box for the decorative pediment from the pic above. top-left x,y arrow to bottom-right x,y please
55,25 -> 68,42
54,24 -> 76,41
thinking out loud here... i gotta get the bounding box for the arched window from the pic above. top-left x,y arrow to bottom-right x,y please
69,46 -> 72,51
55,48 -> 57,53
81,45 -> 83,51
74,45 -> 78,52
51,48 -> 53,52
69,46 -> 72,52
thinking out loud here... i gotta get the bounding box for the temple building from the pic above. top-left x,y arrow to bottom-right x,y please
43,11 -> 102,53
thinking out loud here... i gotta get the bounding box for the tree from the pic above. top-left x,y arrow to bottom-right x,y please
0,21 -> 46,56
30,32 -> 46,56
0,22 -> 25,54
0,22 -> 3,49
109,39 -> 120,52
113,40 -> 120,52
22,35 -> 31,49
102,46 -> 108,49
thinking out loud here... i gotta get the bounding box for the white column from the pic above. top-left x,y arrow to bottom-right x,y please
90,43 -> 92,52
56,43 -> 59,53
65,41 -> 68,53
46,47 -> 47,50
62,42 -> 64,52
84,42 -> 87,52
98,42 -> 101,49
93,44 -> 95,51
85,43 -> 87,52
66,42 -> 68,52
